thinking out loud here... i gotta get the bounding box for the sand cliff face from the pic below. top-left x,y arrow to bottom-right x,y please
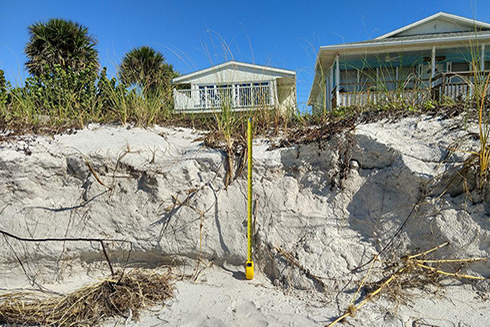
0,116 -> 488,293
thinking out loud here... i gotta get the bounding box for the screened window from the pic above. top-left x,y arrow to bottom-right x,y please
340,70 -> 357,92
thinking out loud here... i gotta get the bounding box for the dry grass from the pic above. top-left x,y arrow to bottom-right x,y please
0,268 -> 174,327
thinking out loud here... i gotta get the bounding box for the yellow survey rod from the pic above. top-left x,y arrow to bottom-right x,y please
245,118 -> 254,280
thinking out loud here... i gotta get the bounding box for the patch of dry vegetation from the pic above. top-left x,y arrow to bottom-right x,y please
0,269 -> 174,327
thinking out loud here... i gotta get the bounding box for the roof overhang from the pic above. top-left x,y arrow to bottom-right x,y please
316,33 -> 490,72
172,60 -> 296,84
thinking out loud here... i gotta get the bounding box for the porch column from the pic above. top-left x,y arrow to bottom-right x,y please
481,44 -> 486,71
431,46 -> 436,77
335,54 -> 340,107
272,79 -> 277,107
328,65 -> 333,110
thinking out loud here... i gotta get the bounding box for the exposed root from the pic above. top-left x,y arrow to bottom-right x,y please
274,246 -> 327,290
224,143 -> 234,188
82,155 -> 112,191
0,268 -> 174,327
0,228 -> 133,278
204,132 -> 246,188
269,117 -> 357,150
161,185 -> 217,278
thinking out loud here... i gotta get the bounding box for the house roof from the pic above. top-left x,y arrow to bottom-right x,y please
172,60 -> 296,84
375,12 -> 490,39
308,12 -> 490,106
319,30 -> 490,52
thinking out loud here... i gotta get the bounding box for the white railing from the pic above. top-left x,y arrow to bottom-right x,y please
173,84 -> 274,113
337,89 -> 431,107
439,83 -> 472,100
435,72 -> 474,100
333,71 -> 487,108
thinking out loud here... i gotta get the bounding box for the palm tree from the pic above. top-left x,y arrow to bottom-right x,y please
25,18 -> 99,76
119,46 -> 177,93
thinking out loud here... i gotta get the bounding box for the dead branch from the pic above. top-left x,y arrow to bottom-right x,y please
327,242 -> 488,327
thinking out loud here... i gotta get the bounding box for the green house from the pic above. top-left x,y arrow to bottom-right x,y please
308,12 -> 490,113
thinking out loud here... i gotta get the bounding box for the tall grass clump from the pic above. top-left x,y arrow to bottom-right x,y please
1,65 -> 101,130
0,70 -> 10,122
473,71 -> 490,187
0,65 -> 175,134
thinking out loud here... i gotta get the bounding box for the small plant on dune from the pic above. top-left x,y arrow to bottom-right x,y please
464,43 -> 490,187
133,85 -> 174,125
0,70 -> 8,109
210,99 -> 241,187
474,72 -> 490,186
451,50 -> 490,189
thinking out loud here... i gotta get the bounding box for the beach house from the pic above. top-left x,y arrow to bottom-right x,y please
308,12 -> 490,113
172,61 -> 296,114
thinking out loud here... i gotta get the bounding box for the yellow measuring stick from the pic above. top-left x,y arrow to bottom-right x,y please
245,118 -> 254,280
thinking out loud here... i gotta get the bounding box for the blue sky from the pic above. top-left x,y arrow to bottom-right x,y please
1,0 -> 490,110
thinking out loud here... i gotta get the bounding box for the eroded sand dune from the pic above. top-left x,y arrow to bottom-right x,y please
0,116 -> 489,326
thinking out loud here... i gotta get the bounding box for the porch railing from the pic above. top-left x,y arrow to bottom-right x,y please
434,72 -> 475,100
173,84 -> 274,113
336,88 -> 432,107
332,71 -> 485,109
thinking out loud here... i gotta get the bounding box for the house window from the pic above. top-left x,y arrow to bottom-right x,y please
340,70 -> 357,92
199,86 -> 206,107
215,85 -> 232,107
452,62 -> 470,72
358,69 -> 377,91
237,84 -> 251,107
